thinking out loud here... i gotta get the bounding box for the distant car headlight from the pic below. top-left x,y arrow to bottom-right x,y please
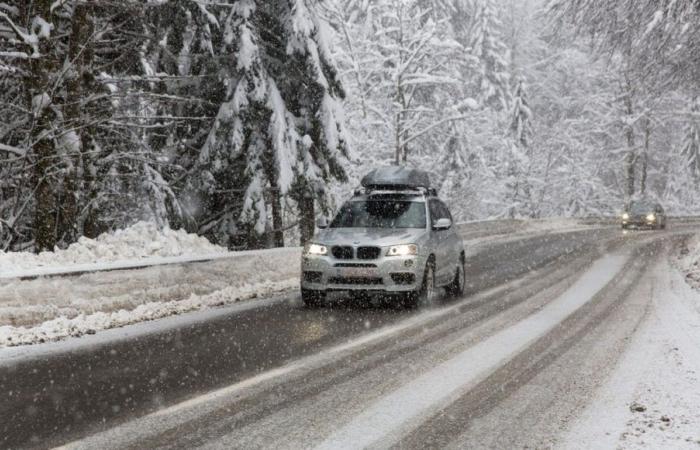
646,213 -> 656,222
306,243 -> 328,256
622,213 -> 629,220
387,244 -> 417,257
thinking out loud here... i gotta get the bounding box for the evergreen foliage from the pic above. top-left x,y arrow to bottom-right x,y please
1,0 -> 699,251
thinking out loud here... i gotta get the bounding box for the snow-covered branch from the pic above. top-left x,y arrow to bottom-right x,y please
0,143 -> 26,156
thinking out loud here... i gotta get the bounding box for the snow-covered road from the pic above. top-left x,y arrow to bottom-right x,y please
3,224 -> 700,449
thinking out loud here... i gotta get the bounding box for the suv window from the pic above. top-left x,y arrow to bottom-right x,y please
438,200 -> 452,221
429,199 -> 451,226
429,200 -> 442,226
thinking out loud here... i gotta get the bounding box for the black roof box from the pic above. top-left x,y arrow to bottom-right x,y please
361,166 -> 431,190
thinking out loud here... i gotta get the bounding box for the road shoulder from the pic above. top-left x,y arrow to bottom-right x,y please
560,252 -> 700,449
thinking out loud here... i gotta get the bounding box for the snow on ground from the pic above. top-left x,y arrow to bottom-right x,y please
0,278 -> 297,348
318,253 -> 630,450
561,242 -> 700,449
0,222 -> 302,346
678,233 -> 700,290
0,221 -> 227,277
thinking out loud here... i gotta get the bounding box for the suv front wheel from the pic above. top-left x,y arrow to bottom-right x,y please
446,258 -> 465,297
405,262 -> 436,308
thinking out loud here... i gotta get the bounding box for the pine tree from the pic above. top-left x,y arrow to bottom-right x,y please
510,77 -> 533,148
0,1 -> 183,250
504,76 -> 534,217
548,0 -> 700,88
680,96 -> 700,181
194,0 -> 349,248
331,0 -> 468,165
466,0 -> 511,111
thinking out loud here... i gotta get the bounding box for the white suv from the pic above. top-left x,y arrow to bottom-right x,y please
300,167 -> 465,307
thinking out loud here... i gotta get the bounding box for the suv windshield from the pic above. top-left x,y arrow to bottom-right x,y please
330,200 -> 426,229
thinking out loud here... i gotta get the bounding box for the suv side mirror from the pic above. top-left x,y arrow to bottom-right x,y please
316,217 -> 329,229
433,218 -> 452,230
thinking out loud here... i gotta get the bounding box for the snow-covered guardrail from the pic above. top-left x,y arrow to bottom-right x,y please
0,218 -> 616,281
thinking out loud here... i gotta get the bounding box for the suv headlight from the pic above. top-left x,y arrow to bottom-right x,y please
646,213 -> 656,222
386,244 -> 417,257
306,243 -> 328,256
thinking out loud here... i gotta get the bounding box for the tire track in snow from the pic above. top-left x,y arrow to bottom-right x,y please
316,252 -> 630,450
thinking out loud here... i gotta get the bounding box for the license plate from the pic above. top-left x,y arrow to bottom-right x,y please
339,267 -> 376,278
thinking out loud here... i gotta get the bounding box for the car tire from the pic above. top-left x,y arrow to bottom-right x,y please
446,257 -> 466,298
301,289 -> 326,308
405,262 -> 436,309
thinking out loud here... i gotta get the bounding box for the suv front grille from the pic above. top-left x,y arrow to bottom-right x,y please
332,246 -> 354,259
391,273 -> 416,285
328,277 -> 383,285
334,263 -> 377,268
357,246 -> 381,260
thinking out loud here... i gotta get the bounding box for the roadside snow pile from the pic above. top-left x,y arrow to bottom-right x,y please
677,234 -> 700,290
0,276 -> 297,347
0,221 -> 226,274
0,246 -> 302,345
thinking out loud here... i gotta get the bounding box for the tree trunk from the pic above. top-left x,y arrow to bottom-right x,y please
61,3 -> 94,244
624,133 -> 636,202
299,189 -> 315,246
27,0 -> 57,251
640,117 -> 650,194
394,10 -> 408,166
394,112 -> 402,165
270,187 -> 284,247
622,79 -> 636,203
82,137 -> 102,239
33,136 -> 56,252
621,24 -> 637,205
533,149 -> 554,219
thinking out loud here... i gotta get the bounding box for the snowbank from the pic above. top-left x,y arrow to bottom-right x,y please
0,246 -> 302,347
0,221 -> 226,276
0,221 -> 305,347
0,278 -> 296,347
678,234 -> 700,290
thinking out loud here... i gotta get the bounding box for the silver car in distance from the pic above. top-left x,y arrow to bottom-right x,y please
300,167 -> 466,308
620,200 -> 667,230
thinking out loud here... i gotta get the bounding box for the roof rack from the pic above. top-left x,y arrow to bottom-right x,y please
361,166 -> 431,190
355,166 -> 436,197
353,186 -> 437,197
